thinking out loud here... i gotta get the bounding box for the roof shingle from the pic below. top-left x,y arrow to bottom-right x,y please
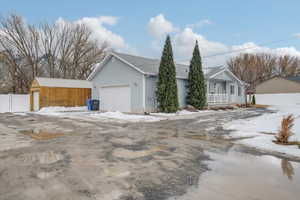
113,52 -> 222,79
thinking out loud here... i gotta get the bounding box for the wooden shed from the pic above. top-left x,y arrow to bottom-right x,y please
30,77 -> 92,111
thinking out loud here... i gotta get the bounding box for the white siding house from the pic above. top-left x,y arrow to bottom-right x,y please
88,52 -> 246,113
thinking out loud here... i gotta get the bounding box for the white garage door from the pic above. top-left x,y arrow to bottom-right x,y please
256,93 -> 300,106
99,85 -> 131,112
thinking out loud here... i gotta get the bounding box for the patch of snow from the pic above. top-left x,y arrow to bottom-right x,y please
224,105 -> 300,158
153,109 -> 213,117
37,106 -> 88,113
13,112 -> 28,116
205,127 -> 215,131
33,107 -> 163,122
90,111 -> 162,122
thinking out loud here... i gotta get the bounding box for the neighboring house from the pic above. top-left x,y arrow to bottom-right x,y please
88,52 -> 246,113
255,76 -> 300,105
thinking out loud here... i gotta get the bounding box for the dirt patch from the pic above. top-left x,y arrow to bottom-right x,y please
272,140 -> 300,146
112,146 -> 169,159
20,130 -> 64,140
184,135 -> 210,140
236,104 -> 270,109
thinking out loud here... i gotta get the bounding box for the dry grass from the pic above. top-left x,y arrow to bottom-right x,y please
274,115 -> 294,144
251,104 -> 269,108
21,130 -> 64,140
236,104 -> 269,108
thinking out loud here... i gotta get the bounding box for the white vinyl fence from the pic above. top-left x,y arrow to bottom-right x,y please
0,94 -> 30,113
256,93 -> 300,106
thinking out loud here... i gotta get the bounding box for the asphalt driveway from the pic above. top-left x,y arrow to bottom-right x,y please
0,108 -> 299,200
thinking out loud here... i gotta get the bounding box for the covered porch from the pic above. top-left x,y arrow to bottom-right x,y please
206,79 -> 235,105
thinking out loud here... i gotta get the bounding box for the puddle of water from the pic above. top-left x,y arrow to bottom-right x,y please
169,150 -> 300,200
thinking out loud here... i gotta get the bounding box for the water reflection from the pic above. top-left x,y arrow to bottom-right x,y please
168,149 -> 300,200
281,159 -> 294,180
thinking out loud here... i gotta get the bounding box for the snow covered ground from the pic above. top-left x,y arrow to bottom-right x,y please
151,109 -> 214,117
38,106 -> 88,113
35,106 -> 163,122
35,107 -> 218,122
224,105 -> 300,158
89,111 -> 161,122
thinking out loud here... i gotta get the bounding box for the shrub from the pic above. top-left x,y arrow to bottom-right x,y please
275,114 -> 294,144
251,95 -> 256,105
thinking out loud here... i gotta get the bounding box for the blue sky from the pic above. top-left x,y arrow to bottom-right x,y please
1,0 -> 300,66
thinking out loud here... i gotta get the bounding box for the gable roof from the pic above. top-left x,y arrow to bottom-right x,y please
285,76 -> 300,84
35,77 -> 92,88
88,52 -> 241,82
112,52 -> 190,79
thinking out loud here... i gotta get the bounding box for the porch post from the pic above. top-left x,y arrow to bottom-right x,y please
206,80 -> 209,106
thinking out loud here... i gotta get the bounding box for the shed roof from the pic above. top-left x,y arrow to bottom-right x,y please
35,77 -> 93,88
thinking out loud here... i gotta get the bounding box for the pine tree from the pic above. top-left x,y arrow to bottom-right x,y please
156,35 -> 179,113
186,41 -> 206,109
252,95 -> 256,105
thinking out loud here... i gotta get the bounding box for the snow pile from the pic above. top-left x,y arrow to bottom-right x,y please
152,109 -> 213,117
37,106 -> 88,113
90,111 -> 162,122
224,105 -> 300,158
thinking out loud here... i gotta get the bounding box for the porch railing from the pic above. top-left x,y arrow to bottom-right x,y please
207,94 -> 229,105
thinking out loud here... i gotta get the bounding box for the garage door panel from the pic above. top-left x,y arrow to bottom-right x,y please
256,93 -> 300,105
99,86 -> 131,112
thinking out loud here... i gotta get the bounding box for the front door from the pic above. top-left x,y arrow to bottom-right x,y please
33,91 -> 40,111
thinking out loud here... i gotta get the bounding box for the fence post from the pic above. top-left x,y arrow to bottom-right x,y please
8,94 -> 12,112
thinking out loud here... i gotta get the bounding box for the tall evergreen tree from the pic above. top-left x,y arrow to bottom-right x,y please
187,41 -> 206,109
156,35 -> 179,113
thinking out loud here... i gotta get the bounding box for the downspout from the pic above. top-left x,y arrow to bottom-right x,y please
142,74 -> 146,113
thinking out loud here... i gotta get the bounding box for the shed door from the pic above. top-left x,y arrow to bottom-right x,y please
99,86 -> 131,112
33,91 -> 40,111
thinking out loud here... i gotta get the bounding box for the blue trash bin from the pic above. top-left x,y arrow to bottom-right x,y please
86,99 -> 93,111
91,100 -> 100,111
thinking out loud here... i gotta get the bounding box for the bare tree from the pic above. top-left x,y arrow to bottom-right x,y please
227,53 -> 300,90
275,55 -> 300,77
54,23 -> 107,79
0,14 -> 107,93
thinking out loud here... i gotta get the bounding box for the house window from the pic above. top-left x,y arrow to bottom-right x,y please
209,82 -> 216,93
238,86 -> 241,96
230,85 -> 235,95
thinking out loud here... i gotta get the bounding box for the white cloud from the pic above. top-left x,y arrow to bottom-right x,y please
147,15 -> 300,67
56,16 -> 133,52
187,19 -> 212,29
174,30 -> 300,66
147,14 -> 178,39
172,28 -> 229,66
74,16 -> 127,50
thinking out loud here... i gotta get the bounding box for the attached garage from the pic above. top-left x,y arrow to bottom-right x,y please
99,85 -> 131,112
255,76 -> 300,106
30,77 -> 92,111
